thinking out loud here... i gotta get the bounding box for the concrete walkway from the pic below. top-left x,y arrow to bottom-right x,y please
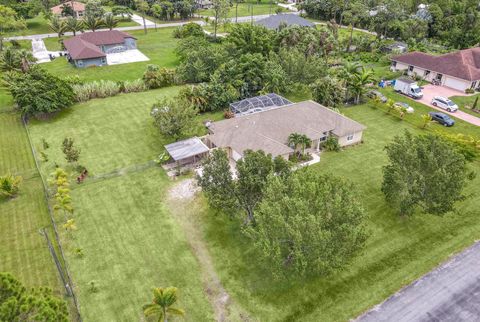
356,241 -> 480,322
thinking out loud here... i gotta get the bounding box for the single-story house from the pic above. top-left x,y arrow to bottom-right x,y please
63,30 -> 137,68
195,0 -> 212,9
382,41 -> 408,54
255,14 -> 315,30
391,48 -> 480,92
204,99 -> 366,162
51,1 -> 85,19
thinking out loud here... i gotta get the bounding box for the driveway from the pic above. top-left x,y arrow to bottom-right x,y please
419,84 -> 480,126
356,241 -> 480,322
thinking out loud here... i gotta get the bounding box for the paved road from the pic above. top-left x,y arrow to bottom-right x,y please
356,241 -> 480,322
418,84 -> 480,127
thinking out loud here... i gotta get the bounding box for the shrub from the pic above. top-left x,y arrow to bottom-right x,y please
122,79 -> 147,93
323,136 -> 340,152
0,174 -> 22,199
73,80 -> 121,101
143,65 -> 179,89
224,110 -> 234,119
173,23 -> 205,38
465,88 -> 475,94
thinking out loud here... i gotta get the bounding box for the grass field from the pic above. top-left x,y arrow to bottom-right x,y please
27,87 -> 219,321
43,28 -> 179,82
198,0 -> 285,18
4,14 -> 52,37
451,93 -> 480,116
194,102 -> 480,321
0,92 -> 62,293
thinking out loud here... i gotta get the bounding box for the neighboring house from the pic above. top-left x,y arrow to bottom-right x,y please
51,1 -> 86,19
195,0 -> 212,9
255,14 -> 315,30
204,99 -> 365,162
391,48 -> 480,92
63,30 -> 137,68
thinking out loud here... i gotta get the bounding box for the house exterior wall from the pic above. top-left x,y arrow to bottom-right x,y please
125,38 -> 137,49
73,57 -> 107,68
337,131 -> 363,147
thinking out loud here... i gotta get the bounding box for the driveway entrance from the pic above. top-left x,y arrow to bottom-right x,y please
418,84 -> 480,126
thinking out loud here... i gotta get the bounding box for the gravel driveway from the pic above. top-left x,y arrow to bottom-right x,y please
355,241 -> 480,322
418,84 -> 480,126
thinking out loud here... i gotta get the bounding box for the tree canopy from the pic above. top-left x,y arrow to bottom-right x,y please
244,169 -> 368,278
382,131 -> 471,216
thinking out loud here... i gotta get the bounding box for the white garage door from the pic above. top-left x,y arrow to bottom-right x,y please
444,77 -> 468,91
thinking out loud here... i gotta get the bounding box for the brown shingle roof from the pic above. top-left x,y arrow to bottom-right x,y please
392,48 -> 480,81
51,1 -> 85,14
63,30 -> 135,59
207,100 -> 366,157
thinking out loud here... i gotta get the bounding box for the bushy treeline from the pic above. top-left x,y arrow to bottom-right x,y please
301,0 -> 480,49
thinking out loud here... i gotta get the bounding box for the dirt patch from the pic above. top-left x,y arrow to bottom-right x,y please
167,180 -> 250,322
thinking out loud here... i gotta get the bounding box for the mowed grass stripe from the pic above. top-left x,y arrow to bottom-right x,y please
0,176 -> 61,292
57,168 -> 213,321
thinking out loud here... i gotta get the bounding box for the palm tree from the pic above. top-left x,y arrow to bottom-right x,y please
49,16 -> 67,38
288,133 -> 302,156
143,287 -> 184,322
421,114 -> 433,129
299,134 -> 311,156
17,49 -> 34,73
65,16 -> 83,36
350,67 -> 375,104
103,13 -> 119,30
83,15 -> 104,32
0,47 -> 20,72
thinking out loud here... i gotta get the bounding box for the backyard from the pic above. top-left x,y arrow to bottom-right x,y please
198,0 -> 284,18
20,83 -> 480,321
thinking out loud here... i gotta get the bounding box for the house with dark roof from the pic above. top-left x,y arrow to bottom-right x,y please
255,14 -> 315,30
51,1 -> 85,19
391,48 -> 480,92
63,30 -> 137,68
204,99 -> 365,162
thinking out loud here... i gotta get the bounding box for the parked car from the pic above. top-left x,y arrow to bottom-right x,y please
393,102 -> 415,113
431,96 -> 458,112
366,90 -> 387,103
393,78 -> 423,99
429,112 -> 455,127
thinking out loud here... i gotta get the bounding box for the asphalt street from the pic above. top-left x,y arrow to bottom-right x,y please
356,241 -> 480,322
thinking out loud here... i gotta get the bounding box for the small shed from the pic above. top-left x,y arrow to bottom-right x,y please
164,137 -> 210,165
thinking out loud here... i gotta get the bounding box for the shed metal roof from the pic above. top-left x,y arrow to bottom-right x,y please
164,137 -> 210,161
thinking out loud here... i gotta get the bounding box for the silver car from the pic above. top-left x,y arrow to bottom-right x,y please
431,96 -> 458,112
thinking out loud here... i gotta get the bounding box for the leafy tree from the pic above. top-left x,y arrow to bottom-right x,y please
65,16 -> 83,36
173,22 -> 204,38
61,2 -> 75,17
83,15 -> 104,32
135,0 -> 149,34
85,0 -> 105,18
244,169 -> 368,278
236,150 -> 274,225
142,65 -> 177,89
310,75 -> 346,107
0,5 -> 26,51
382,131 -> 471,216
0,272 -> 69,321
273,155 -> 291,178
210,0 -> 230,40
226,24 -> 274,56
62,137 -> 81,163
0,174 -> 22,199
3,67 -> 75,116
151,97 -> 197,138
342,1 -> 369,52
103,13 -> 119,30
197,149 -> 237,212
143,287 -> 185,322
112,5 -> 132,18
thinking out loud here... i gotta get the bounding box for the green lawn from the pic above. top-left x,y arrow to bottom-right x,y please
27,87 -> 218,321
450,93 -> 480,117
43,28 -> 179,82
0,92 -> 62,294
195,102 -> 480,321
198,1 -> 286,18
4,14 -> 52,37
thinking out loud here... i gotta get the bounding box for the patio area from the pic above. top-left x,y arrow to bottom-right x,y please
106,49 -> 149,65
